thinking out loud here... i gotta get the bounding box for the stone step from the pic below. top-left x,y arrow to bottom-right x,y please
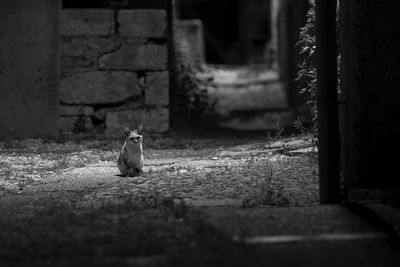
211,67 -> 280,85
218,110 -> 293,130
248,237 -> 399,267
193,65 -> 293,131
194,205 -> 400,266
199,205 -> 378,237
209,81 -> 288,117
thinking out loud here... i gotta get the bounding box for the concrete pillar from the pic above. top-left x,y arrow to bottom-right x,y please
0,0 -> 60,138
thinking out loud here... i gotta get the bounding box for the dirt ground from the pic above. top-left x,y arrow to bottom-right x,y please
0,131 -> 318,266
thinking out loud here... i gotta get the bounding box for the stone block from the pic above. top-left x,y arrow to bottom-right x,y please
209,82 -> 288,116
118,10 -> 167,38
146,108 -> 169,133
61,36 -> 121,76
105,108 -> 169,135
93,101 -> 142,121
219,111 -> 293,131
61,57 -> 95,78
99,44 -> 167,71
175,19 -> 205,64
60,71 -> 139,104
60,9 -> 115,36
61,36 -> 121,57
126,38 -> 148,45
59,105 -> 94,116
105,110 -> 143,136
145,71 -> 169,107
59,116 -> 93,132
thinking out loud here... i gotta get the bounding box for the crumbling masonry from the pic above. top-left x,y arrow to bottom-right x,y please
59,8 -> 170,135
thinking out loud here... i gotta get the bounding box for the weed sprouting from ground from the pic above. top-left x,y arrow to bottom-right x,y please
237,146 -> 318,207
292,117 -> 309,135
241,160 -> 301,207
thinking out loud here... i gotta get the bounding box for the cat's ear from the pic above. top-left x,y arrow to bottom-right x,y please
124,127 -> 131,137
137,124 -> 143,135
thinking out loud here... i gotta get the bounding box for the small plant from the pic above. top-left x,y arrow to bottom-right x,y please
295,1 -> 317,133
266,122 -> 285,141
176,63 -> 211,119
241,168 -> 290,207
295,0 -> 340,134
291,117 -> 309,135
74,116 -> 88,133
174,30 -> 216,125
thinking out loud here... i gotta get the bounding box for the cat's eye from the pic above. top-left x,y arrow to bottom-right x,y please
128,136 -> 141,142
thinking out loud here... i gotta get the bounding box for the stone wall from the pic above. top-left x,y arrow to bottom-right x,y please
59,8 -> 170,136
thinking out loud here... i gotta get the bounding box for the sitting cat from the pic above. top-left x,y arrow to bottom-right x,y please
117,125 -> 143,177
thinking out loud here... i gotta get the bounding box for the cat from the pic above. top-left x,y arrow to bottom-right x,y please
117,125 -> 143,177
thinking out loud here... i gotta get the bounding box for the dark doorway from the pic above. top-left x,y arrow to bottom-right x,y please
177,0 -> 271,65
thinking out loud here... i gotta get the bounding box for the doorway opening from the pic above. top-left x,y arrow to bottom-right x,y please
173,0 -> 318,206
173,0 -> 310,133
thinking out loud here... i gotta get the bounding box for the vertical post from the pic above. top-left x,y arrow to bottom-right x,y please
269,0 -> 279,69
168,0 -> 178,128
315,0 -> 341,203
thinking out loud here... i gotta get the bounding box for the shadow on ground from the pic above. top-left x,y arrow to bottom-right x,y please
1,132 -> 398,266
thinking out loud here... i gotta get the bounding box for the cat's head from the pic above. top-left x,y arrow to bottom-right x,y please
124,125 -> 143,144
